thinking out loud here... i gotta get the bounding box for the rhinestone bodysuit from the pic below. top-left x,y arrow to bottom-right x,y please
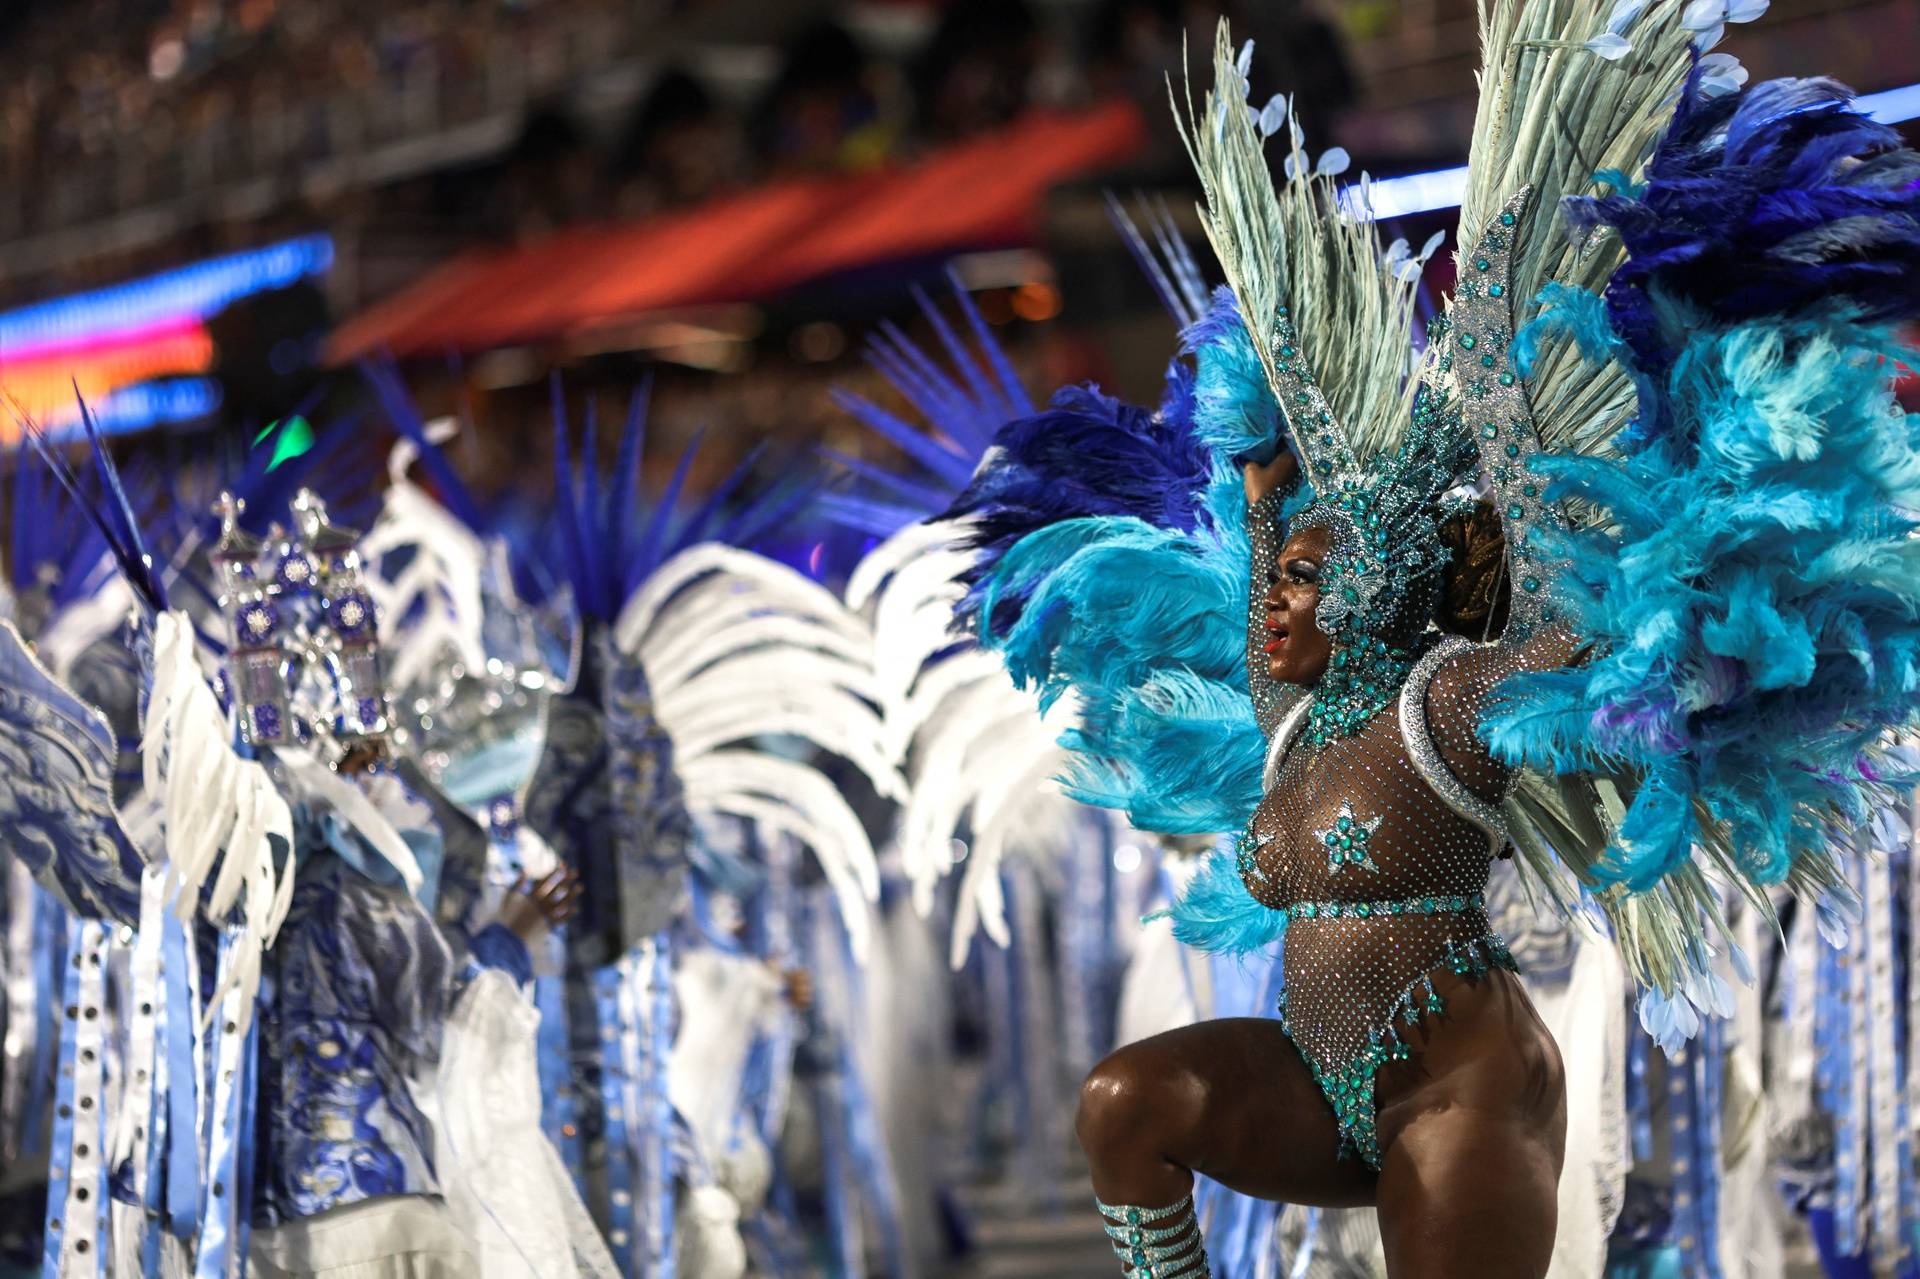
1243,491 -> 1522,1167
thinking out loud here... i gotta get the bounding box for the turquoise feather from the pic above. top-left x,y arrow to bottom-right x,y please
1163,846 -> 1286,957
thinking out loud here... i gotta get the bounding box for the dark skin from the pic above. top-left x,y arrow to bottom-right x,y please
496,867 -> 584,942
1075,451 -> 1566,1278
338,744 -> 582,944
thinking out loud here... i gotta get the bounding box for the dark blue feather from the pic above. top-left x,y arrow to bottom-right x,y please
675,442 -> 769,545
608,382 -> 649,555
945,376 -> 1214,633
946,264 -> 1033,426
360,358 -> 483,530
1562,69 -> 1920,410
636,429 -> 703,587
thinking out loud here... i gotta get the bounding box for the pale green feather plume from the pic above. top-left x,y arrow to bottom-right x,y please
1456,2 -> 1746,994
1171,21 -> 1422,469
1458,0 -> 1697,465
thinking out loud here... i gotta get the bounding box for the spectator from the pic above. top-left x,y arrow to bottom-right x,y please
912,0 -> 1040,143
749,19 -> 898,178
612,66 -> 744,216
501,101 -> 602,236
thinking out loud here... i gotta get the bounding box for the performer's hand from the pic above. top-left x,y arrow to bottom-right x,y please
335,739 -> 387,775
1243,449 -> 1299,506
779,966 -> 814,1012
498,867 -> 582,941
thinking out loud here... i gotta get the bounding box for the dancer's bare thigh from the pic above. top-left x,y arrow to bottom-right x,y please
1079,1016 -> 1377,1208
1373,969 -> 1567,1279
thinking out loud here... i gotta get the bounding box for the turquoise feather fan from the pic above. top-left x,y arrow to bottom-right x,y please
967,304 -> 1281,839
1485,68 -> 1920,1010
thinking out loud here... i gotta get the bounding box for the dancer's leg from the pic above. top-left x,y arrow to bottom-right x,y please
1076,1016 -> 1377,1209
1374,1109 -> 1561,1279
1374,969 -> 1566,1279
1077,1016 -> 1376,1275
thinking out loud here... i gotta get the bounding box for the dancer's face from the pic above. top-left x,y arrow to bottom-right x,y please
1264,524 -> 1334,686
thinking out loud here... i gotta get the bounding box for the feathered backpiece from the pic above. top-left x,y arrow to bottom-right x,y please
943,274 -> 1280,839
1480,62 -> 1920,1017
1168,2 -> 1917,1024
937,2 -> 1920,1022
11,406 -> 297,1025
8,438 -> 119,637
523,382 -> 900,959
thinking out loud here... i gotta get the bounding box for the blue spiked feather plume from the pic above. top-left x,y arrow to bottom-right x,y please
543,377 -> 825,622
827,208 -> 1234,546
10,433 -> 113,609
822,269 -> 1035,538
20,398 -> 169,614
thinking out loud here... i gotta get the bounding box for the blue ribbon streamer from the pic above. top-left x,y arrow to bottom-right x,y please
1625,1026 -> 1651,1162
162,914 -> 199,1240
643,937 -> 679,1277
24,895 -> 66,1158
231,1009 -> 261,1274
594,961 -> 637,1274
40,921 -> 83,1275
534,957 -> 582,1192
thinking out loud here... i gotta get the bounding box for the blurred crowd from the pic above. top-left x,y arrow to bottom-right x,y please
507,0 -> 1358,237
0,0 -> 651,230
0,0 -> 1360,244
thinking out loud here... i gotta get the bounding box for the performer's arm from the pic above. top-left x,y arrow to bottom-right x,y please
1424,619 -> 1587,805
474,866 -> 581,987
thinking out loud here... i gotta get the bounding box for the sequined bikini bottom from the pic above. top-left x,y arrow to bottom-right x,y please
1271,893 -> 1518,1168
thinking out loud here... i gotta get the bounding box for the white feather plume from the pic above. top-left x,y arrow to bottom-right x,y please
616,542 -> 900,950
679,751 -> 878,960
38,564 -> 135,682
849,518 -> 1087,964
360,423 -> 490,693
141,610 -> 295,1031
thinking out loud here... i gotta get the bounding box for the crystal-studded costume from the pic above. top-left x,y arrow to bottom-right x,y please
939,2 -> 1920,1269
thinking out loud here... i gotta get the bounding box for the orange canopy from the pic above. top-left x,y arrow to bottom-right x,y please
330,100 -> 1148,362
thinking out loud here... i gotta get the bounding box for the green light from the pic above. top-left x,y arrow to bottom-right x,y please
257,415 -> 316,472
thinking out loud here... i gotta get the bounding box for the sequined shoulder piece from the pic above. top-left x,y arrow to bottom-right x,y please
1398,636 -> 1509,846
1262,693 -> 1313,791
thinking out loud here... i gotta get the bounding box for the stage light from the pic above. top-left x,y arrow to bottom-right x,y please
1339,165 -> 1470,223
1342,78 -> 1920,223
790,321 -> 847,363
255,415 -> 316,471
83,378 -> 224,432
1012,282 -> 1062,322
1859,82 -> 1920,125
5,378 -> 222,443
0,236 -> 333,352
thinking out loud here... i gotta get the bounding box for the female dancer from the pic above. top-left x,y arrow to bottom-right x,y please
944,4 -> 1920,1274
1076,449 -> 1571,1277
